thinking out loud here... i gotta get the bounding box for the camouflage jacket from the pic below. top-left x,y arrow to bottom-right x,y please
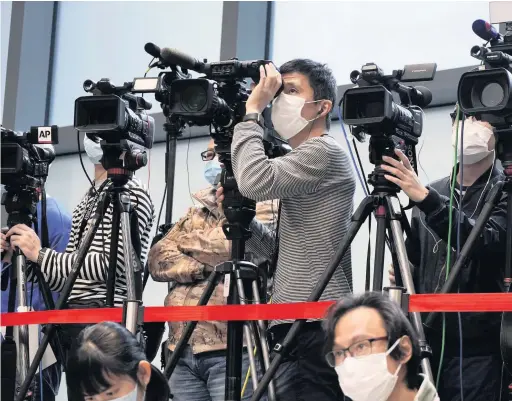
148,187 -> 278,354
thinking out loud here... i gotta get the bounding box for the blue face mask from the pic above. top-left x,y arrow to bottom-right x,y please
204,160 -> 222,186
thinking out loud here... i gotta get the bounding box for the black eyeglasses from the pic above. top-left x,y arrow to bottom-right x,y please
201,149 -> 216,161
325,336 -> 388,367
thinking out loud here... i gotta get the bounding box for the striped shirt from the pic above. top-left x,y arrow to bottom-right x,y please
36,177 -> 154,306
233,122 -> 356,325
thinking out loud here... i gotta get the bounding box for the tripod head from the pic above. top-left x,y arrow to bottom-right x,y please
367,134 -> 409,195
98,139 -> 146,186
1,180 -> 39,228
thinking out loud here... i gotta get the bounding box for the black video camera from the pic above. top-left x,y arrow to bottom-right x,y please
343,63 -> 436,142
458,21 -> 512,128
1,125 -> 59,228
74,78 -> 155,172
1,126 -> 59,188
166,56 -> 268,129
342,63 -> 436,189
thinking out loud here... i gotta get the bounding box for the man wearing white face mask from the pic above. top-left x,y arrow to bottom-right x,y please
5,134 -> 155,365
384,107 -> 507,400
223,59 -> 356,400
324,292 -> 440,401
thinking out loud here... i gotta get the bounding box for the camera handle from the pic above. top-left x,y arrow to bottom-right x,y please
15,192 -> 110,401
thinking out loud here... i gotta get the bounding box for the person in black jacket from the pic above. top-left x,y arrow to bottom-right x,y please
383,109 -> 507,401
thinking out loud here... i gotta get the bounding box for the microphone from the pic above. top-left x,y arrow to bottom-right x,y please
472,19 -> 501,42
144,42 -> 162,59
410,86 -> 432,108
160,47 -> 206,73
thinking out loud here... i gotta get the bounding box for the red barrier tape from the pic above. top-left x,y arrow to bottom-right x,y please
1,293 -> 511,327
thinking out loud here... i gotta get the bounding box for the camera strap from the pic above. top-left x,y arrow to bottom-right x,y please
268,202 -> 282,277
40,186 -> 50,249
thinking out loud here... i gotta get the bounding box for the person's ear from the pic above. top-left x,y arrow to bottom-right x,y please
137,360 -> 152,388
319,100 -> 333,118
398,336 -> 413,364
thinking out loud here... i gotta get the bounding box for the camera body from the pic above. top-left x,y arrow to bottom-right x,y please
74,78 -> 155,172
343,63 -> 436,142
1,126 -> 59,227
1,126 -> 59,188
167,59 -> 268,130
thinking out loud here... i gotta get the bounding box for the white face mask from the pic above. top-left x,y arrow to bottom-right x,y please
335,338 -> 402,401
271,93 -> 322,140
84,135 -> 103,165
111,385 -> 140,401
452,118 -> 494,165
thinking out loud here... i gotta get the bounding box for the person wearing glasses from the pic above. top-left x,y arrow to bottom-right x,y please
148,139 -> 277,401
386,105 -> 507,401
324,292 -> 440,401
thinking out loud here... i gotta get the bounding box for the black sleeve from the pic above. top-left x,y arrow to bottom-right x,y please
405,209 -> 422,270
416,182 -> 507,256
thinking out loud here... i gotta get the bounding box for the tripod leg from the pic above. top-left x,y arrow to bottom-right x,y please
118,193 -> 141,336
235,278 -> 259,392
226,267 -> 244,401
251,281 -> 276,401
15,192 -> 110,401
372,205 -> 387,291
164,270 -> 220,379
389,218 -> 434,383
13,250 -> 30,386
250,196 -> 375,401
106,195 -> 121,307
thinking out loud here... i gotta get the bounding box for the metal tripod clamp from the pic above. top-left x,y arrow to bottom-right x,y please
383,286 -> 410,315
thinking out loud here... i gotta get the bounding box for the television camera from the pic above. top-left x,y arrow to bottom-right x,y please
1,126 -> 59,226
74,78 -> 155,172
457,18 -> 512,129
342,62 -> 436,189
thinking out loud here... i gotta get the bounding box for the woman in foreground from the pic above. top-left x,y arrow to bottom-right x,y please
66,321 -> 170,401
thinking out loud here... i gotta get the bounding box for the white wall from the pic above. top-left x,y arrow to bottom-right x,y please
271,1 -> 491,83
49,1 -> 224,127
1,1 -> 13,121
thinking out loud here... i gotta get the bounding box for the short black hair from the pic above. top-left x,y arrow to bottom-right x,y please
66,321 -> 170,401
323,292 -> 422,389
279,59 -> 337,130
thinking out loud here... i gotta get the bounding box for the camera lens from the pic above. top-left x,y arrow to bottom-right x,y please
480,82 -> 505,108
182,85 -> 207,112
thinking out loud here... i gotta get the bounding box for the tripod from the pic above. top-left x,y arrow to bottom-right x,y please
163,156 -> 276,401
251,136 -> 434,401
15,167 -> 145,401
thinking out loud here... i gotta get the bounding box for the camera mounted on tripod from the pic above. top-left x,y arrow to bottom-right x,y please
1,126 -> 59,226
342,62 -> 436,190
152,47 -> 289,240
458,19 -> 512,169
74,78 -> 155,177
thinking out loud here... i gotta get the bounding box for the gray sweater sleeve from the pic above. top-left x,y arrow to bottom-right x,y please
231,122 -> 330,202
